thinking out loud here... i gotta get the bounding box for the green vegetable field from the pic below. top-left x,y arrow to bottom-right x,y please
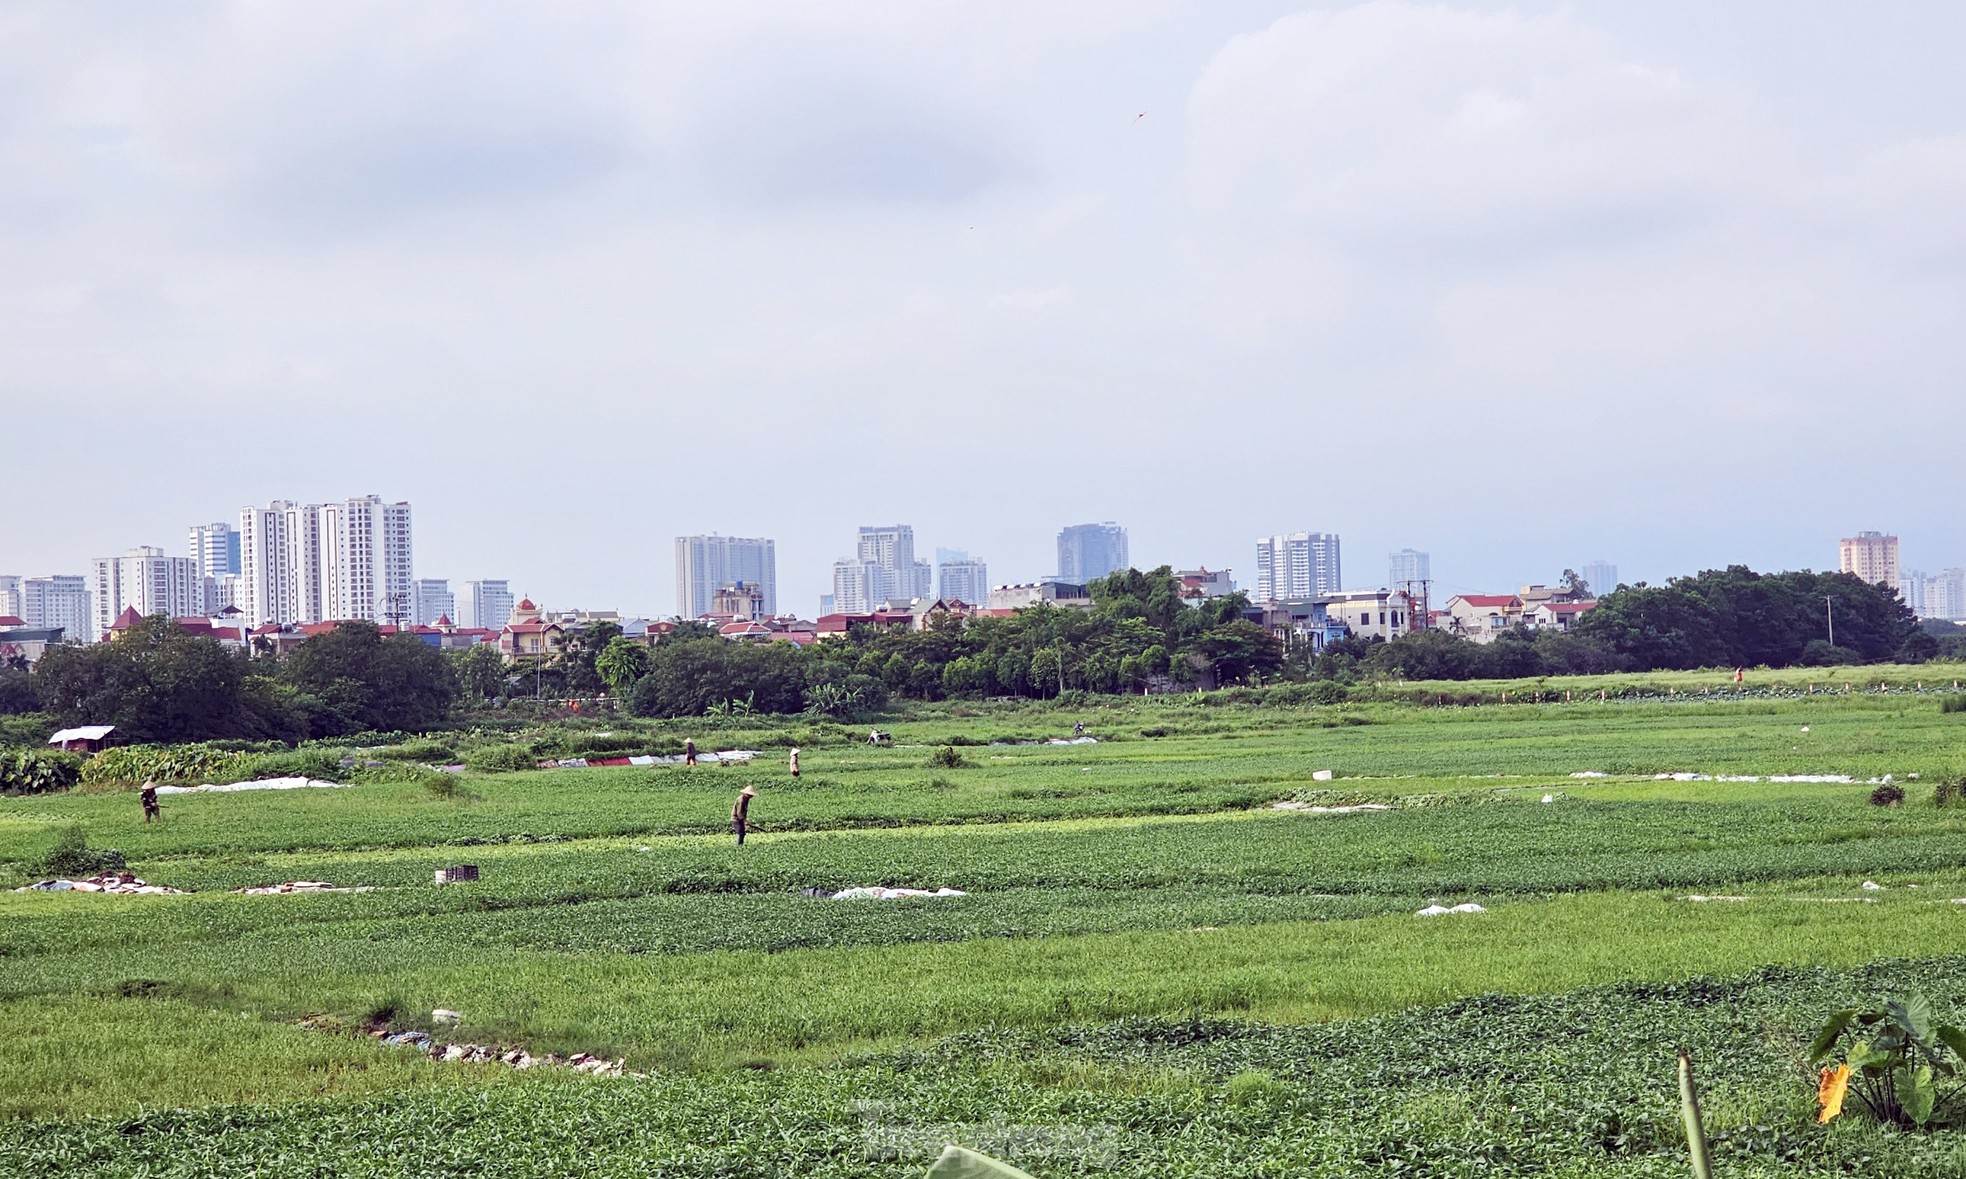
5,687 -> 1966,1176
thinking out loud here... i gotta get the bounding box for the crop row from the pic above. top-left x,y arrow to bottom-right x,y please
7,956 -> 1966,1176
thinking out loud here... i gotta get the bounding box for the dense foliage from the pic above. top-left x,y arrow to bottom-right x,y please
28,617 -> 458,745
617,567 -> 1282,717
0,750 -> 80,795
1576,567 -> 1920,670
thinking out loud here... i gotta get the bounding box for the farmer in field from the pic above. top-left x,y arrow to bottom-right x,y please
788,746 -> 801,779
139,781 -> 160,823
732,785 -> 756,846
684,737 -> 697,767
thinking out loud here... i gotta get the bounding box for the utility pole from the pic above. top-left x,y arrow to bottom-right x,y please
1826,596 -> 1836,648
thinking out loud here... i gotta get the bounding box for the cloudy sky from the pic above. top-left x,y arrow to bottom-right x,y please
5,0 -> 1963,614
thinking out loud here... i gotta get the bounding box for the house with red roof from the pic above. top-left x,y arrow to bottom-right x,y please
1440,594 -> 1525,643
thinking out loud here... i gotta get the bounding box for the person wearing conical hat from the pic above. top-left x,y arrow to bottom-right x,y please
732,785 -> 756,846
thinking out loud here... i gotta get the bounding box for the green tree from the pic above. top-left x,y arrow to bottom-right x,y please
32,616 -> 271,743
594,637 -> 651,696
280,622 -> 457,734
449,644 -> 509,702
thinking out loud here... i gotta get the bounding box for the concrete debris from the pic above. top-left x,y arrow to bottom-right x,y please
1311,769 -> 1335,781
156,777 -> 349,795
1416,903 -> 1486,917
233,881 -> 370,895
432,1008 -> 462,1024
1569,771 -> 1610,778
15,872 -> 186,895
1269,802 -> 1392,814
1682,895 -> 1750,903
1861,880 -> 1884,891
369,1028 -> 634,1078
830,886 -> 968,900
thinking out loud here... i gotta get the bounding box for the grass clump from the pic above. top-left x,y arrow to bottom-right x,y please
39,825 -> 126,877
1943,695 -> 1966,714
925,746 -> 974,769
1872,783 -> 1907,807
466,744 -> 539,773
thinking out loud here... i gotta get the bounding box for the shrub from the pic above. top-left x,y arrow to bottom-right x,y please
240,748 -> 346,782
1934,780 -> 1964,809
375,740 -> 460,763
0,750 -> 81,795
1943,696 -> 1966,715
466,744 -> 540,773
1308,681 -> 1348,706
40,825 -> 126,878
1871,783 -> 1907,807
924,746 -> 973,770
1140,726 -> 1170,739
422,773 -> 479,802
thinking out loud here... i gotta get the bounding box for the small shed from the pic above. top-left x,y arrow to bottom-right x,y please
48,725 -> 115,753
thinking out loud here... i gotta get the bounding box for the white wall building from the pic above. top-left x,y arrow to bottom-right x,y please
320,496 -> 415,622
0,575 -> 18,620
675,535 -> 777,619
238,496 -> 412,626
460,579 -> 515,631
936,553 -> 990,605
1256,532 -> 1342,601
831,558 -> 883,615
414,578 -> 456,625
1921,568 -> 1966,620
20,575 -> 91,641
92,546 -> 203,639
831,525 -> 929,613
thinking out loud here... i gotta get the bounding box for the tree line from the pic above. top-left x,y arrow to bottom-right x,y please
0,565 -> 1950,740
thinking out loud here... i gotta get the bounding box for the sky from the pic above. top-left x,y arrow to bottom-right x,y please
4,0 -> 1964,615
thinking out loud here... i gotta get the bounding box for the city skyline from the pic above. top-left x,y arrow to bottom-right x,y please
15,507 -> 1966,630
6,4 -> 1961,620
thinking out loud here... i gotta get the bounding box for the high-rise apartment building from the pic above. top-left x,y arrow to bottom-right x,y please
414,579 -> 455,626
460,580 -> 515,631
1056,522 -> 1129,584
20,576 -> 91,641
832,525 -> 930,613
91,546 -> 203,640
320,496 -> 415,623
188,524 -> 245,616
1255,532 -> 1342,600
1388,549 -> 1431,591
237,496 -> 413,626
1925,569 -> 1966,621
1581,560 -> 1618,599
675,535 -> 777,619
189,523 -> 242,579
830,559 -> 882,615
936,549 -> 990,605
0,575 -> 19,619
1901,570 -> 1930,617
1839,531 -> 1900,588
239,500 -> 322,627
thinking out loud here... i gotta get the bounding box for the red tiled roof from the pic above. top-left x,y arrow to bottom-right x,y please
1453,595 -> 1521,608
1539,600 -> 1598,615
435,613 -> 452,627
516,597 -> 536,611
0,615 -> 24,627
109,606 -> 145,630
